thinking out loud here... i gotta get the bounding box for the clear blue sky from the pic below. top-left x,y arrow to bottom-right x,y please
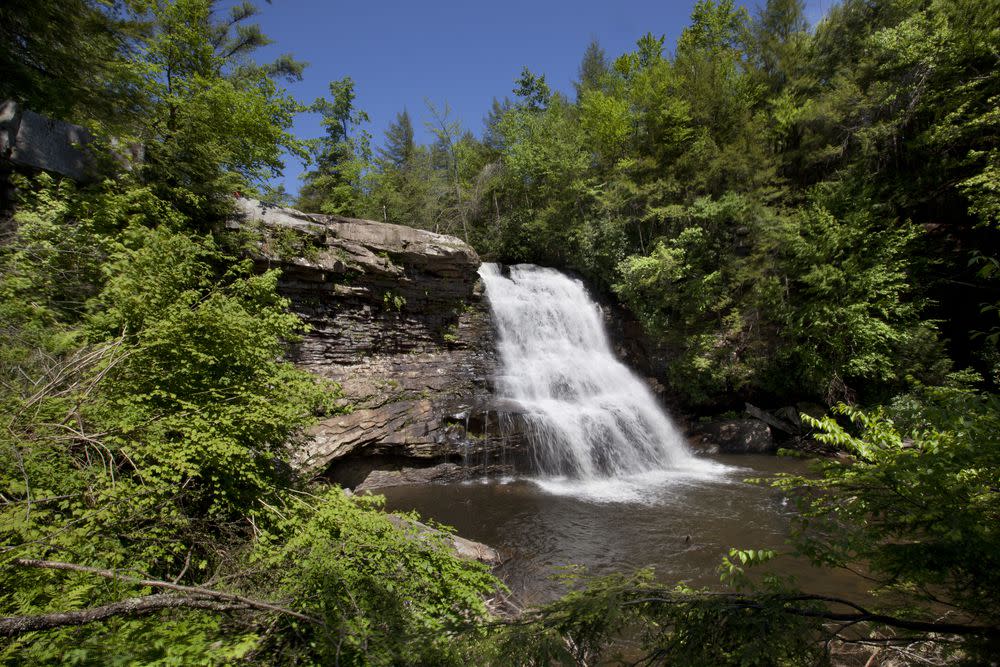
251,0 -> 831,196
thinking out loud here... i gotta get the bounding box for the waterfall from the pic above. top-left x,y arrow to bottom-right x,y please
478,263 -> 701,484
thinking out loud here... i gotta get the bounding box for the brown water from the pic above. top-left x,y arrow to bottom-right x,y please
380,454 -> 869,605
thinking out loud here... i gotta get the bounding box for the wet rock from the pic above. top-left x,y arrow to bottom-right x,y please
385,514 -> 501,565
772,405 -> 804,431
354,462 -> 468,490
323,454 -> 515,492
745,402 -> 800,436
691,419 -> 775,454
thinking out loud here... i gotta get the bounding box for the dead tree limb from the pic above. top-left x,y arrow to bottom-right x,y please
12,558 -> 318,624
0,594 -> 239,636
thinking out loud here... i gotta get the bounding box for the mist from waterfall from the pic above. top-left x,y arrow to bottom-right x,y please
479,263 -> 718,499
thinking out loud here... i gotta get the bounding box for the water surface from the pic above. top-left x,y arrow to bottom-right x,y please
380,454 -> 867,605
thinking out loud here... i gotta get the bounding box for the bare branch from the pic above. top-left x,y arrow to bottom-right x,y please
12,559 -> 318,624
0,594 -> 240,637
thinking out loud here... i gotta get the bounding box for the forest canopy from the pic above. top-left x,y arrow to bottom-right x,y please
303,0 -> 1000,412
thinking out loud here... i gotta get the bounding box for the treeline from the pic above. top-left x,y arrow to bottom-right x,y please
304,0 -> 999,411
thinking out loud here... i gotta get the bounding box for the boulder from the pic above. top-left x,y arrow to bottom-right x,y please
1,101 -> 142,191
692,419 -> 776,454
1,101 -> 94,181
385,514 -> 501,565
745,402 -> 800,436
355,462 -> 468,490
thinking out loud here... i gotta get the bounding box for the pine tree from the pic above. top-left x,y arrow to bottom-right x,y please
297,76 -> 372,216
378,109 -> 416,168
574,38 -> 610,99
750,0 -> 809,90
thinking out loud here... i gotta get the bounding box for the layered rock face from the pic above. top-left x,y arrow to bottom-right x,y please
1,101 -> 94,182
232,199 -> 518,486
0,101 -> 142,185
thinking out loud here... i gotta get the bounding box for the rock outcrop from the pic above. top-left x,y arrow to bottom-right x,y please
689,419 -> 776,454
232,198 -> 519,483
0,101 -> 143,186
386,514 -> 501,565
1,101 -> 94,182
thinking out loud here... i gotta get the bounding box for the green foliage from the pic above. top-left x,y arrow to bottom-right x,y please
0,4 -> 514,665
573,39 -> 610,99
513,67 -> 552,112
0,171 -> 510,665
762,196 -> 939,402
251,489 -> 498,665
442,0 -> 997,409
4,0 -> 1000,663
381,290 -> 406,312
381,109 -> 416,167
366,109 -> 436,228
297,77 -> 373,216
0,0 -> 141,124
466,570 -> 825,667
779,385 -> 1000,621
0,178 -> 334,663
37,0 -> 301,220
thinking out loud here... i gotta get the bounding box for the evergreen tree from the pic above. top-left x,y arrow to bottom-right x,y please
367,109 -> 434,227
297,76 -> 372,216
513,67 -> 551,112
574,38 -> 610,99
378,109 -> 416,168
749,0 -> 809,90
0,0 -> 138,123
135,0 -> 306,219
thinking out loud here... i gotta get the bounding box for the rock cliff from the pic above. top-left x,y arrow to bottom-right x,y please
232,198 -> 519,487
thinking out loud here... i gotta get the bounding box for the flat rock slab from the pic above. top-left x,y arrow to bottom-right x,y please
355,462 -> 468,491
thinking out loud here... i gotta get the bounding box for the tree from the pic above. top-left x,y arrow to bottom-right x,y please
367,109 -> 437,227
425,100 -> 471,239
0,162 -> 498,667
0,0 -> 139,124
677,0 -> 750,54
573,38 -> 610,99
513,67 -> 551,112
749,0 -> 809,91
297,76 -> 373,216
133,0 -> 306,219
379,108 -> 416,168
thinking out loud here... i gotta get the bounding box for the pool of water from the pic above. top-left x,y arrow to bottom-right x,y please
379,454 -> 868,605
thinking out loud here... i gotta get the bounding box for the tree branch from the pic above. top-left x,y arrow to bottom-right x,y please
617,592 -> 999,638
12,558 -> 318,624
0,594 -> 240,636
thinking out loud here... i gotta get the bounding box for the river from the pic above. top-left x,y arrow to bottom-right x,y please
380,453 -> 867,605
378,264 -> 866,604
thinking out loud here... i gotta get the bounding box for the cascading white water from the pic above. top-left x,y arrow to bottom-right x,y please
479,263 -> 701,484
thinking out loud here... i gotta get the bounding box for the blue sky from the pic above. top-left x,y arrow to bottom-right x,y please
251,0 -> 831,195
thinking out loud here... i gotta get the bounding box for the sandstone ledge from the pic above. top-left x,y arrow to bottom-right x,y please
232,199 -> 513,480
